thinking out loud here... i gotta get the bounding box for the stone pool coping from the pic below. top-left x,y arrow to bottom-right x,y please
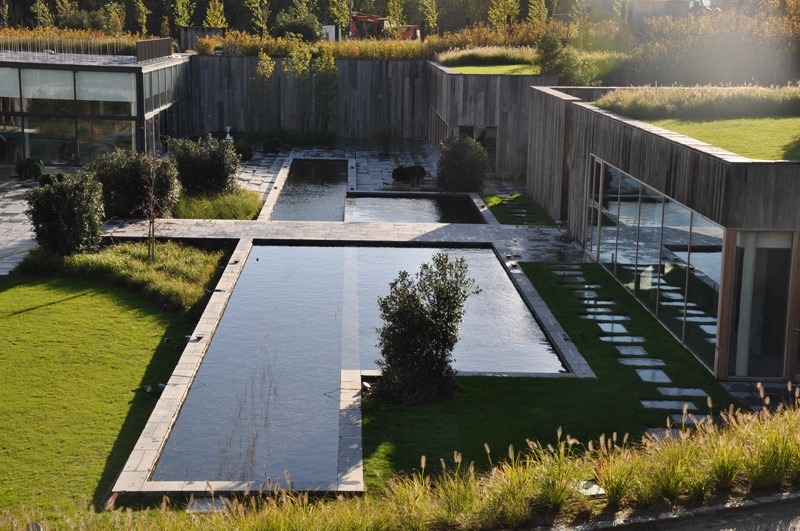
112,172 -> 593,500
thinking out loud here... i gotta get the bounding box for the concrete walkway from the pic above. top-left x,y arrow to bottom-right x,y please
0,179 -> 36,275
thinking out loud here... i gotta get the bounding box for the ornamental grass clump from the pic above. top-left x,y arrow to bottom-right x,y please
481,444 -> 538,527
528,429 -> 590,510
596,85 -> 800,120
431,453 -> 484,529
591,432 -> 638,507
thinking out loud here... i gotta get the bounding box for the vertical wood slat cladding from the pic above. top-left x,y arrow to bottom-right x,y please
190,56 -> 428,139
527,86 -> 800,239
426,63 -> 557,176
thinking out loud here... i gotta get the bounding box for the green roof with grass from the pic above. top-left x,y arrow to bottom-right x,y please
595,86 -> 800,160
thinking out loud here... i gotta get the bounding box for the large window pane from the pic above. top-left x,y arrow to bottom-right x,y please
633,185 -> 664,314
75,71 -> 136,116
728,232 -> 792,378
26,117 -> 77,164
612,171 -> 642,291
22,69 -> 74,113
584,158 -> 602,258
598,165 -> 620,271
0,68 -> 21,114
679,214 -> 722,369
0,121 -> 23,162
78,119 -> 135,163
659,199 -> 692,341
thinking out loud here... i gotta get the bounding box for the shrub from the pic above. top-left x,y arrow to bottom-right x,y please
374,252 -> 480,405
85,149 -> 180,219
170,134 -> 240,196
24,173 -> 104,256
235,142 -> 254,161
436,135 -> 488,192
392,165 -> 426,184
15,158 -> 44,180
271,12 -> 321,42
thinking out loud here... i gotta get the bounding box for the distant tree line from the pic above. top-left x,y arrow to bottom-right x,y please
3,0 -> 579,36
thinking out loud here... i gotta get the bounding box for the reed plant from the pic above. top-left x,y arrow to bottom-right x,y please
15,241 -> 225,312
595,85 -> 800,120
430,454 -> 484,529
436,46 -> 537,67
174,188 -> 263,220
480,444 -> 537,527
0,26 -> 138,55
590,433 -> 638,507
528,429 -> 590,510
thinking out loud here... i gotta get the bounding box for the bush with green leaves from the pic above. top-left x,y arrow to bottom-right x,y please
436,135 -> 489,193
85,149 -> 180,219
375,252 -> 480,405
24,173 -> 104,256
15,158 -> 45,180
170,135 -> 241,196
271,12 -> 320,42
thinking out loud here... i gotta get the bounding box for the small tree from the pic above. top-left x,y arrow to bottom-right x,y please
245,0 -> 270,35
385,0 -> 405,37
0,0 -> 9,28
103,2 -> 125,34
30,0 -> 55,27
375,252 -> 480,405
134,0 -> 151,34
173,0 -> 195,27
527,0 -> 547,22
329,0 -> 351,31
419,0 -> 439,34
436,134 -> 488,192
203,0 -> 228,27
24,173 -> 104,256
86,149 -> 180,219
488,0 -> 519,28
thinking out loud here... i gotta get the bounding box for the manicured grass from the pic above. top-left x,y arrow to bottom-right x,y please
15,242 -> 226,313
0,276 -> 195,516
362,262 -> 738,492
174,188 -> 264,220
649,117 -> 800,160
449,64 -> 539,75
482,192 -> 555,225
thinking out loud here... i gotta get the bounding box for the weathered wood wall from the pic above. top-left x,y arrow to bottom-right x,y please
189,55 -> 428,139
427,62 -> 557,177
527,86 -> 800,240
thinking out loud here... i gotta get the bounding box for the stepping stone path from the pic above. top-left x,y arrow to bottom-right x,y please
549,264 -> 718,436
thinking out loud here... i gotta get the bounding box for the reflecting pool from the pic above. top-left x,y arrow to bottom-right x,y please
152,245 -> 563,487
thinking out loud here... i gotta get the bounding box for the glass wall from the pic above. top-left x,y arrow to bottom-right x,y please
0,59 -> 185,164
585,157 -> 724,370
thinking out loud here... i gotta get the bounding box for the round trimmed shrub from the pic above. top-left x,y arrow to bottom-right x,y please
16,158 -> 45,181
170,135 -> 240,196
436,135 -> 489,192
86,149 -> 180,219
24,173 -> 104,256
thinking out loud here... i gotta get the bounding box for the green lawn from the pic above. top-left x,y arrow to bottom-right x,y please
362,262 -> 738,492
448,64 -> 540,75
174,188 -> 264,220
649,116 -> 800,160
0,276 -> 194,515
482,192 -> 555,225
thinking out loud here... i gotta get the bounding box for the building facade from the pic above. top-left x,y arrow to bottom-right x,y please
0,43 -> 189,166
527,86 -> 800,382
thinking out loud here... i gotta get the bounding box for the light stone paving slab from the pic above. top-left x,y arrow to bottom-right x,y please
657,387 -> 708,398
600,336 -> 645,344
597,322 -> 629,334
573,290 -> 598,299
616,345 -> 648,356
580,314 -> 629,321
619,358 -> 665,367
636,369 -> 672,383
642,400 -> 697,410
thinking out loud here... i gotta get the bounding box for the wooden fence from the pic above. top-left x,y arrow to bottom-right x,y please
427,62 -> 557,176
189,55 -> 429,140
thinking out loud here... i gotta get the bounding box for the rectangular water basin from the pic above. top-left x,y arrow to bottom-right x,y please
151,245 -> 564,489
